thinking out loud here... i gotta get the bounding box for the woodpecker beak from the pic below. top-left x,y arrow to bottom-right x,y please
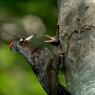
25,34 -> 36,41
45,35 -> 56,43
44,35 -> 60,46
45,35 -> 57,43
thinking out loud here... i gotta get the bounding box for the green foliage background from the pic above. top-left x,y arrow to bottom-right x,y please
0,0 -> 57,34
0,0 -> 65,95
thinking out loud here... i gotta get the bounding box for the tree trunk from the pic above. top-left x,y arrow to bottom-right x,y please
58,0 -> 95,95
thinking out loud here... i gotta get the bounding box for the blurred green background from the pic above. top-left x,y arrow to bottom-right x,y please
0,0 -> 65,95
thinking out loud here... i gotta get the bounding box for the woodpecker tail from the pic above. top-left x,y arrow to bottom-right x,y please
57,83 -> 71,95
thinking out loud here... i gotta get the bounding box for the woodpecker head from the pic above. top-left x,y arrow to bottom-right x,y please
9,34 -> 36,52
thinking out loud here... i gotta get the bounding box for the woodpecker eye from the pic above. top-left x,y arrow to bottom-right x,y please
19,38 -> 29,47
19,38 -> 25,42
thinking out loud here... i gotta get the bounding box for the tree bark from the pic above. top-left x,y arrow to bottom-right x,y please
58,0 -> 95,95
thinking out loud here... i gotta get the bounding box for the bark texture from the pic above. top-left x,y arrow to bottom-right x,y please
58,0 -> 95,95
